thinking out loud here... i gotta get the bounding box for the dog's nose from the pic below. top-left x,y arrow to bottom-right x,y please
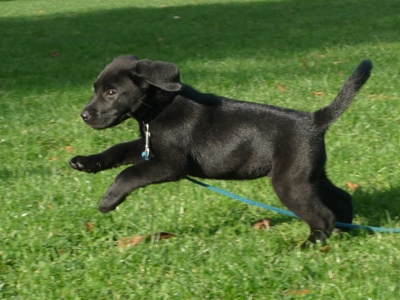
81,111 -> 90,121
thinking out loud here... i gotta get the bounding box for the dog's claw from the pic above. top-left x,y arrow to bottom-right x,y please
69,160 -> 80,170
69,160 -> 78,170
69,156 -> 93,172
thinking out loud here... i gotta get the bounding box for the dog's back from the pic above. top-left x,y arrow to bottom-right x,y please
175,61 -> 373,181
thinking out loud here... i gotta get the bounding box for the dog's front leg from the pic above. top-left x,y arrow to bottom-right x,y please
69,139 -> 144,173
99,160 -> 184,213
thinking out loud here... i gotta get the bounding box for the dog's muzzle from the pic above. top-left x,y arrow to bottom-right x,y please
80,109 -> 132,129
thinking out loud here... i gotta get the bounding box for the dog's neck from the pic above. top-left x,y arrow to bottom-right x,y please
130,87 -> 176,124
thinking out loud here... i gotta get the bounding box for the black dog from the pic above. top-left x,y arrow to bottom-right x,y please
70,55 -> 372,244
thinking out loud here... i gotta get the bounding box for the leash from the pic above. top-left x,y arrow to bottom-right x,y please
141,123 -> 153,161
140,123 -> 400,233
186,177 -> 400,233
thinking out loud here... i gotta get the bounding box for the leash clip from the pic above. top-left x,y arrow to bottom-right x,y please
141,123 -> 153,161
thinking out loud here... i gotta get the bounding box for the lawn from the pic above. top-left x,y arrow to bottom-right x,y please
1,0 -> 400,299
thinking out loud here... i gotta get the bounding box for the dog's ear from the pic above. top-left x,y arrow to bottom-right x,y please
132,60 -> 182,92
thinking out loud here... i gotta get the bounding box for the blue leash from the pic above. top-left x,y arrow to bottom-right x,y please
186,177 -> 400,233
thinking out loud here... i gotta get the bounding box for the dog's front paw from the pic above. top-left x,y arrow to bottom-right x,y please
69,155 -> 101,173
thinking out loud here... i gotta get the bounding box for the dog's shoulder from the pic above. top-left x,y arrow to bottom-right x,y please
178,84 -> 222,107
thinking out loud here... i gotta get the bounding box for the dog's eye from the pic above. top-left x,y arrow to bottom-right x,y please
106,89 -> 117,97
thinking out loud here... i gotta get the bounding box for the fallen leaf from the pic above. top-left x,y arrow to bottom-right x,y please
346,182 -> 360,191
118,236 -> 145,249
252,218 -> 272,230
312,54 -> 325,59
296,289 -> 310,295
118,232 -> 175,249
275,84 -> 286,92
369,94 -> 396,100
65,146 -> 75,153
312,91 -> 325,96
320,245 -> 330,253
286,289 -> 310,296
150,232 -> 176,241
301,57 -> 307,68
51,51 -> 59,57
85,222 -> 95,232
49,156 -> 58,161
39,10 -> 44,13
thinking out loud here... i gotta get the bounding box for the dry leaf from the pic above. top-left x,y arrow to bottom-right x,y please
49,156 -> 58,161
275,84 -> 286,92
118,236 -> 144,249
118,232 -> 175,249
51,51 -> 59,57
85,222 -> 95,232
252,218 -> 272,230
320,245 -> 330,253
312,91 -> 325,96
286,289 -> 311,296
301,57 -> 307,68
346,182 -> 360,191
65,146 -> 75,153
369,94 -> 378,99
369,94 -> 396,100
312,54 -> 325,59
150,232 -> 176,241
380,95 -> 394,100
295,289 -> 310,295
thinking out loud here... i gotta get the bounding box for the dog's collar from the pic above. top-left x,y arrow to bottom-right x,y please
141,123 -> 152,161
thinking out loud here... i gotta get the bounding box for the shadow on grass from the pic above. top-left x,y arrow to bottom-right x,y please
352,187 -> 400,227
1,0 -> 399,91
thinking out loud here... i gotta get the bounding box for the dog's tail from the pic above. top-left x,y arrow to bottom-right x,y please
313,60 -> 372,130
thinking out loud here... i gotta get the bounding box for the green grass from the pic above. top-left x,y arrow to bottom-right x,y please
1,0 -> 400,298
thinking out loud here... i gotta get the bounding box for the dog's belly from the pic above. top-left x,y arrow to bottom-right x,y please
187,161 -> 273,180
187,146 -> 273,180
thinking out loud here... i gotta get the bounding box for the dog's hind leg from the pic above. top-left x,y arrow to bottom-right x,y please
272,173 -> 336,245
319,172 -> 353,226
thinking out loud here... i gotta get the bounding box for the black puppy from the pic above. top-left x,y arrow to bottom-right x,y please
70,55 -> 372,244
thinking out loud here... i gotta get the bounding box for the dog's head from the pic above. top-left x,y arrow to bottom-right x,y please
80,55 -> 182,129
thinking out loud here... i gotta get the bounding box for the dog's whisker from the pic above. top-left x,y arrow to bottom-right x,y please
140,101 -> 153,109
